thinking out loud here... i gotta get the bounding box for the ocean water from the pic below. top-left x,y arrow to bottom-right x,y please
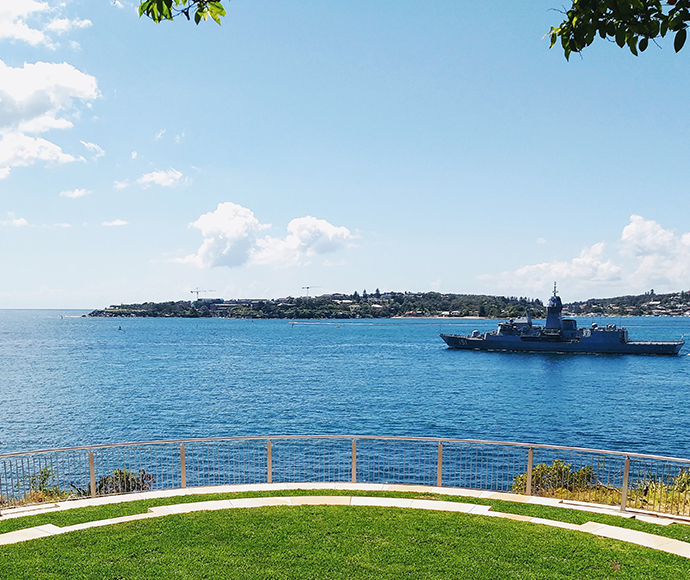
1,310 -> 689,458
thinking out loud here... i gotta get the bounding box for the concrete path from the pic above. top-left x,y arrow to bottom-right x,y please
1,483 -> 689,559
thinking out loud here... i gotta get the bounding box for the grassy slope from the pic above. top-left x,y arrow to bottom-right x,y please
2,505 -> 690,579
2,490 -> 690,543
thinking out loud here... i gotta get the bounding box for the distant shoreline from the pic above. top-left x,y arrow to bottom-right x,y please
86,289 -> 690,319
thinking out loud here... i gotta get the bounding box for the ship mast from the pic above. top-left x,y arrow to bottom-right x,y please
545,281 -> 563,329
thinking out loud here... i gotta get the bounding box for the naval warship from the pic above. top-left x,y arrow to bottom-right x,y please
440,285 -> 685,355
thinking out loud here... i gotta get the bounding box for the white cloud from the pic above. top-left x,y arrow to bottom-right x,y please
480,215 -> 690,298
154,129 -> 166,140
80,141 -> 104,159
45,18 -> 91,35
131,150 -> 137,159
60,188 -> 90,198
0,60 -> 99,132
0,132 -> 83,178
181,202 -> 353,269
137,168 -> 188,188
536,237 -> 546,244
480,242 -> 622,297
0,1 -> 51,46
53,222 -> 70,228
0,3 -> 91,47
182,202 -> 269,268
253,216 -> 353,266
113,179 -> 129,190
619,215 -> 690,289
0,59 -> 98,178
102,219 -> 128,227
0,212 -> 29,227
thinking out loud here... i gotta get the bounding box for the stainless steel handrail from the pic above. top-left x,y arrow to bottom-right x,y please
2,435 -> 689,465
3,436 -> 690,516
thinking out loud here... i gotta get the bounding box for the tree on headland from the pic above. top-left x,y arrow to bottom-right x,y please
549,0 -> 690,59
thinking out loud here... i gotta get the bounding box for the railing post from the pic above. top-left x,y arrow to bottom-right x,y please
180,443 -> 186,488
352,440 -> 357,483
526,447 -> 533,496
437,442 -> 443,487
88,450 -> 96,498
267,440 -> 272,484
621,456 -> 630,512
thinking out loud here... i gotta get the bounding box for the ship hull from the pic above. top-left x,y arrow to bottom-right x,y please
440,333 -> 684,355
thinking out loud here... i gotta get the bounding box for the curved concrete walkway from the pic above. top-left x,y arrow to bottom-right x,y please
1,483 -> 689,559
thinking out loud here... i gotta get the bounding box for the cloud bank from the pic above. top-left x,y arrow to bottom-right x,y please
0,60 -> 99,178
481,215 -> 690,298
181,202 -> 353,269
0,2 -> 91,47
620,214 -> 690,288
0,212 -> 29,227
0,3 -> 99,179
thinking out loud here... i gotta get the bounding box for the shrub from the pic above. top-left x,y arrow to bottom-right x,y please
512,460 -> 595,494
627,469 -> 690,515
18,466 -> 70,503
95,468 -> 155,495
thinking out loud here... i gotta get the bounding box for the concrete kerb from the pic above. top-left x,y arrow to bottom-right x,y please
1,483 -> 689,558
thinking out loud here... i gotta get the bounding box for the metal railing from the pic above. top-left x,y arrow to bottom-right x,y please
2,436 -> 690,516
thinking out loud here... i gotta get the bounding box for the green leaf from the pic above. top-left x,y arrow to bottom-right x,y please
549,29 -> 558,48
209,2 -> 226,24
615,27 -> 626,47
639,36 -> 649,51
675,27 -> 687,51
627,35 -> 639,55
139,0 -> 174,23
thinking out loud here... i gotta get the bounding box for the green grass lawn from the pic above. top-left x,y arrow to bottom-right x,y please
2,505 -> 690,579
2,489 -> 690,544
2,491 -> 690,579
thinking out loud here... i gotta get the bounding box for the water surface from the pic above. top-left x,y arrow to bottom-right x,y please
1,311 -> 688,457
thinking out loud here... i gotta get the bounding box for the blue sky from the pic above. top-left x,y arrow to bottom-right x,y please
1,1 -> 690,308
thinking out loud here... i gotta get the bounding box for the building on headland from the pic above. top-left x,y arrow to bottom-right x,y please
192,298 -> 224,308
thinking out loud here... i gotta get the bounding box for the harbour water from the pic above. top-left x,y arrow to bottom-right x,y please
1,310 -> 689,458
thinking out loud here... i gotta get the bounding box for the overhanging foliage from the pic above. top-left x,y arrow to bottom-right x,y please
550,0 -> 690,58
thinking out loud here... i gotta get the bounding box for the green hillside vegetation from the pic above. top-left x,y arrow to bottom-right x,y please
565,290 -> 690,317
88,292 -> 544,319
88,289 -> 690,320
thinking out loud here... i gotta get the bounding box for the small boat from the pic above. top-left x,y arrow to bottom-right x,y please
440,285 -> 684,355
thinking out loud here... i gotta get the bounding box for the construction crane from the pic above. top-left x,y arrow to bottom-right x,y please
190,287 -> 215,300
302,285 -> 321,297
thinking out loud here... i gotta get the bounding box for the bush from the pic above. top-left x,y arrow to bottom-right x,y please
512,460 -> 595,494
18,466 -> 70,503
95,468 -> 155,494
627,469 -> 690,515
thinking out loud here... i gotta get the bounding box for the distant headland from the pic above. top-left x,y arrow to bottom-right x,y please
87,289 -> 689,319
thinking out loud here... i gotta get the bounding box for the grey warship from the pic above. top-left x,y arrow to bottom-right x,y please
440,285 -> 685,355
